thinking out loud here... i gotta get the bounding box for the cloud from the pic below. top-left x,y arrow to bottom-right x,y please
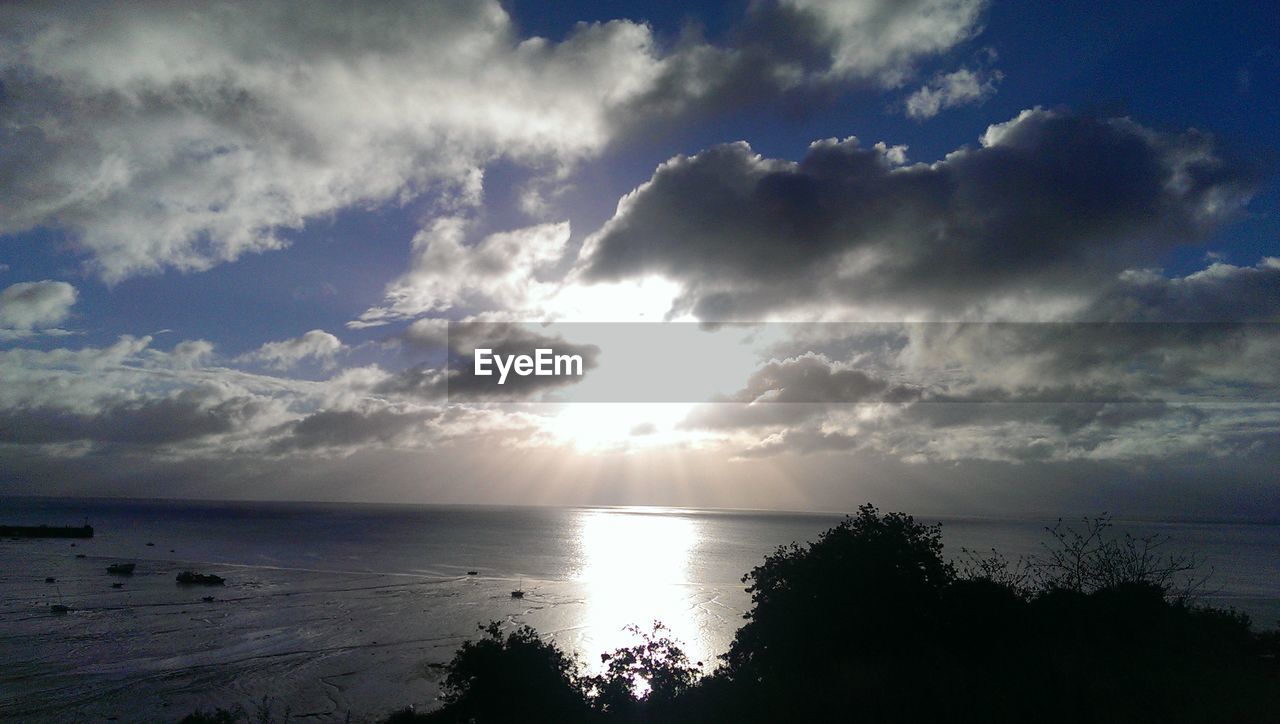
680,353 -> 920,431
578,109 -> 1255,320
0,2 -> 664,281
272,406 -> 441,453
1085,257 -> 1280,322
675,261 -> 1280,460
1,0 -> 989,283
726,353 -> 922,403
240,330 -> 345,370
0,280 -> 77,334
0,389 -> 264,445
352,219 -> 570,327
904,67 -> 1001,119
775,0 -> 987,85
0,333 -> 463,461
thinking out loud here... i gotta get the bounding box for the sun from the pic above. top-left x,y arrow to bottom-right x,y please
543,403 -> 698,451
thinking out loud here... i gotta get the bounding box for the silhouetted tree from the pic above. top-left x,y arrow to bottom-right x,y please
723,504 -> 951,675
369,509 -> 1280,723
586,622 -> 701,720
1028,514 -> 1208,598
415,621 -> 589,723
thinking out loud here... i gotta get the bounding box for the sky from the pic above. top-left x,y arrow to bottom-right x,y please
1,0 -> 1278,517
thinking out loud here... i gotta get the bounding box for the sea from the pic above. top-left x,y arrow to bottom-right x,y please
2,497 -> 1277,722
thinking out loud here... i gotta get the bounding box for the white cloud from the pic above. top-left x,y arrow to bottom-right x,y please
0,280 -> 77,336
0,2 -> 666,281
241,330 -> 346,370
1,1 -> 991,283
781,0 -> 987,86
353,218 -> 570,326
904,67 -> 1001,119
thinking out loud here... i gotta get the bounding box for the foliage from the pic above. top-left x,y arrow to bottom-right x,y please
585,622 -> 702,718
1028,514 -> 1209,598
722,503 -> 953,678
426,621 -> 590,723
956,545 -> 1035,594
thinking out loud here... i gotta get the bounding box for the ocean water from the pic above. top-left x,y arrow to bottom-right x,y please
1,497 -> 1277,722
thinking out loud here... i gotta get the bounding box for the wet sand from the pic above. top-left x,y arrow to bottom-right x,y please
1,540 -> 745,722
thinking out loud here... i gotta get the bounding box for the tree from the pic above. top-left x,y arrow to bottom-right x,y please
430,621 -> 589,723
1028,514 -> 1208,598
722,504 -> 953,681
586,622 -> 701,719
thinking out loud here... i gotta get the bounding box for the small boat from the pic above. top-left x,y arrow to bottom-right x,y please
510,579 -> 525,598
176,570 -> 225,585
145,542 -> 155,547
466,571 -> 479,576
111,582 -> 124,589
202,596 -> 216,602
107,563 -> 136,575
45,577 -> 56,583
75,554 -> 86,559
51,587 -> 70,613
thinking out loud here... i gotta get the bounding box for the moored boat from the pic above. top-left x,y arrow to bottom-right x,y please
176,570 -> 225,585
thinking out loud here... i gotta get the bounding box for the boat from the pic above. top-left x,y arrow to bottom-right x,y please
202,595 -> 216,602
51,587 -> 70,613
75,554 -> 86,559
107,563 -> 136,575
511,579 -> 525,598
111,582 -> 124,589
0,524 -> 93,539
466,570 -> 479,576
176,570 -> 225,585
45,577 -> 56,583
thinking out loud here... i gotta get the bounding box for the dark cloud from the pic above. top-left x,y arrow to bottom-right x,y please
579,109 -> 1255,319
728,353 -> 922,403
1084,258 -> 1280,322
613,0 -> 987,132
273,407 -> 440,452
0,388 -> 263,445
680,353 -> 920,430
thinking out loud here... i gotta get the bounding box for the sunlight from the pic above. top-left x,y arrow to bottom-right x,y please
543,403 -> 697,452
575,509 -> 707,675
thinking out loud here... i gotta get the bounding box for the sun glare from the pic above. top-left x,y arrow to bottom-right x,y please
544,403 -> 698,451
575,509 -> 707,676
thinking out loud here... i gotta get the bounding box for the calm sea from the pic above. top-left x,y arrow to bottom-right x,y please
2,497 -> 1277,722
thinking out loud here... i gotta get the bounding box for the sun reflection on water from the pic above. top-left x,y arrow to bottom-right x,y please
575,509 -> 707,672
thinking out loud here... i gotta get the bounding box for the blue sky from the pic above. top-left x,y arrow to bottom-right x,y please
1,1 -> 1277,514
